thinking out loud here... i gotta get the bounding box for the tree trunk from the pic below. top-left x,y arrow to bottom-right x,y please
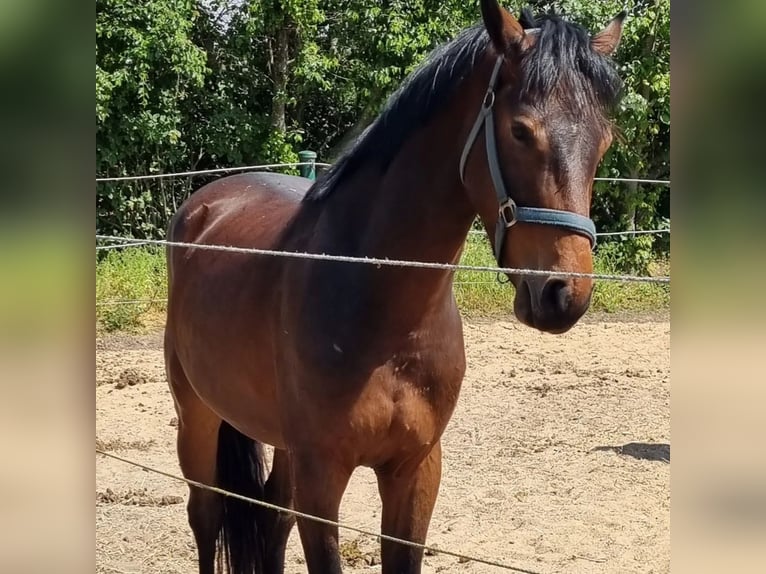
270,23 -> 289,132
625,172 -> 639,232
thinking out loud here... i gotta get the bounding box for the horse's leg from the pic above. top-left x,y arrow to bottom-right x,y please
168,357 -> 222,574
375,441 -> 442,574
290,451 -> 353,574
261,448 -> 295,574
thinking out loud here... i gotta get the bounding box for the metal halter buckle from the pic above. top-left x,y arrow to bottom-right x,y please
499,198 -> 517,227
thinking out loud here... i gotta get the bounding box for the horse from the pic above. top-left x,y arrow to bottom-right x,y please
164,3 -> 625,573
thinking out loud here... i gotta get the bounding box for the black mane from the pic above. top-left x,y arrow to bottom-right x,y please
518,8 -> 623,109
304,10 -> 622,202
304,25 -> 488,202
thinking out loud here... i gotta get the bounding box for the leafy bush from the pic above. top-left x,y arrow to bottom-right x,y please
97,0 -> 670,263
96,248 -> 167,331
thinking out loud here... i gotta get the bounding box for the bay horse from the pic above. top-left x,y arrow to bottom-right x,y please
164,3 -> 625,573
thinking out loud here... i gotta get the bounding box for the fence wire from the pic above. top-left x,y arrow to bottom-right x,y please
96,162 -> 332,182
96,161 -> 668,186
99,228 -> 669,252
96,449 -> 545,574
95,235 -> 670,284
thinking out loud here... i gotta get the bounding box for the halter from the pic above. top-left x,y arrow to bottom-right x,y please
459,55 -> 597,266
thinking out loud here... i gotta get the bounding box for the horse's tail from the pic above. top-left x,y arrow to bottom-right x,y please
216,420 -> 268,574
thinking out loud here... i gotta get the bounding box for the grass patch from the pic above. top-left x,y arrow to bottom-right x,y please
454,236 -> 516,314
455,234 -> 670,316
95,238 -> 669,331
96,247 -> 167,332
590,252 -> 670,313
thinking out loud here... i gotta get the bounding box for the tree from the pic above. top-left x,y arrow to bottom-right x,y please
96,0 -> 670,264
297,0 -> 476,159
97,0 -> 207,236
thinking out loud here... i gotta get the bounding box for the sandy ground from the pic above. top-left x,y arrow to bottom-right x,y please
96,313 -> 669,574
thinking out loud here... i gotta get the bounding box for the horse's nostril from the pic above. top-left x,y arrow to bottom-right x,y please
542,279 -> 571,314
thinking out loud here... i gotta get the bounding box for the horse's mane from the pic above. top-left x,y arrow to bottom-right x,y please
303,24 -> 488,202
517,8 -> 622,109
304,9 -> 622,202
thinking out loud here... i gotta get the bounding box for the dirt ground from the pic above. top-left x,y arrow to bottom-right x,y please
96,313 -> 669,574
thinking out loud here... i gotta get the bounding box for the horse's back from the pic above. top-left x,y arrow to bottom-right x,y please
166,170 -> 312,324
168,172 -> 310,247
166,171 -> 309,307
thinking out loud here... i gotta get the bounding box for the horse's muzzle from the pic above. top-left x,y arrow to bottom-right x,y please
514,276 -> 593,334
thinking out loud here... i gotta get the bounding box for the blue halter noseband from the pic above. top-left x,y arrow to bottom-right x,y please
459,55 -> 597,265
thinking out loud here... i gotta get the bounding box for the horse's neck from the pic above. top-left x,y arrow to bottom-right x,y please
318,58 -> 494,272
294,74 -> 492,342
324,121 -> 476,272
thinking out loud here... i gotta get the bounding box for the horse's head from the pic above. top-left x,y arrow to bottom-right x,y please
461,1 -> 624,334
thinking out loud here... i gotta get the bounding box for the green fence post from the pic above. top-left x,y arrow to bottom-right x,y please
298,150 -> 317,181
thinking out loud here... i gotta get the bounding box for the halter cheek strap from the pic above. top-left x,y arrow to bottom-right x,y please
459,55 -> 597,266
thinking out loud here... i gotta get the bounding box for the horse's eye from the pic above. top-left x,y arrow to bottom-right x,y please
511,121 -> 533,144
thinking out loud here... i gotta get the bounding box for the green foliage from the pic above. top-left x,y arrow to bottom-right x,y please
97,0 -> 207,237
259,130 -> 301,169
289,0 -> 476,156
590,242 -> 670,313
97,0 -> 670,275
96,248 -> 168,331
454,235 -> 517,314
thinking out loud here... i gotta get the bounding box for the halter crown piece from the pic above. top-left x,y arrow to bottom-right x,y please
459,54 -> 598,267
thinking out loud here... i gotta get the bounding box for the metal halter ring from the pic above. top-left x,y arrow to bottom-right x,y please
499,198 -> 517,227
482,90 -> 496,110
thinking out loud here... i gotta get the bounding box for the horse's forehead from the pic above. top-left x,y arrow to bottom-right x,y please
526,95 -> 606,135
551,119 -> 606,168
543,108 -> 609,188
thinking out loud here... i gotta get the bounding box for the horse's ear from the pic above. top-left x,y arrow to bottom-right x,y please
480,0 -> 524,54
591,11 -> 627,56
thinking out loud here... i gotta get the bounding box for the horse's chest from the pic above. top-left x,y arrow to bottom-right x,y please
346,351 -> 464,466
386,349 -> 464,423
401,344 -> 462,384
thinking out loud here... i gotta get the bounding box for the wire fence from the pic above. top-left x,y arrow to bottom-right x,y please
589,228 -> 669,237
593,177 -> 669,184
96,161 -> 668,186
96,162 -> 333,182
95,235 -> 669,284
95,163 -> 670,306
96,448 -> 545,574
97,228 -> 670,252
97,230 -> 669,254
96,241 -> 153,251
